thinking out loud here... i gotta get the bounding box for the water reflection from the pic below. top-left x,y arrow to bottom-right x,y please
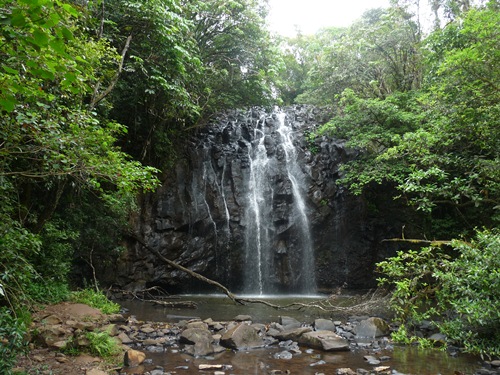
119,294 -> 333,323
119,295 -> 481,375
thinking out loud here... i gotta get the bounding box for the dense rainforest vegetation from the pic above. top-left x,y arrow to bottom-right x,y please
0,0 -> 498,369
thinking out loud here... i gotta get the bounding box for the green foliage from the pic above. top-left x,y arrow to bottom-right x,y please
378,229 -> 500,356
70,289 -> 120,315
315,6 -> 499,235
295,7 -> 421,105
85,330 -> 121,358
0,210 -> 41,308
0,307 -> 29,374
25,282 -> 70,306
377,245 -> 448,324
99,0 -> 278,167
390,324 -> 414,345
303,129 -> 319,154
435,231 -> 500,355
0,0 -> 159,311
189,0 -> 277,111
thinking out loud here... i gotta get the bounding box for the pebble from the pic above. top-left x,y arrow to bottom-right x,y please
310,360 -> 326,367
274,350 -> 293,360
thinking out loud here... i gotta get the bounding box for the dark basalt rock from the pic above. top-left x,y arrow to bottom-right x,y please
113,105 -> 408,294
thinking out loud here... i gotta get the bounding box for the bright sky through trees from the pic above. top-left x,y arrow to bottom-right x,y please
267,0 -> 390,36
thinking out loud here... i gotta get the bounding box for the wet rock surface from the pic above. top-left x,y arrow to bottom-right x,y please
113,105 -> 409,294
115,312 -> 490,375
15,303 -> 495,375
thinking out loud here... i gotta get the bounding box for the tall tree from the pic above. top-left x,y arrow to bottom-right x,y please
88,0 -> 202,166
297,7 -> 422,105
0,0 -> 159,306
186,0 -> 279,114
319,6 -> 499,236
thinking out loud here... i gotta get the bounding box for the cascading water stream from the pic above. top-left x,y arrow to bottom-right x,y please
276,112 -> 316,292
243,110 -> 316,295
244,118 -> 271,294
123,105 -> 387,298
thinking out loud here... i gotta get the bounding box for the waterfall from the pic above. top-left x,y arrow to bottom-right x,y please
244,117 -> 272,294
276,113 -> 316,293
243,111 -> 316,295
123,105 -> 382,295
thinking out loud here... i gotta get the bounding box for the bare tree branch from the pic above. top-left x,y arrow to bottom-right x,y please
128,233 -> 243,304
90,35 -> 132,109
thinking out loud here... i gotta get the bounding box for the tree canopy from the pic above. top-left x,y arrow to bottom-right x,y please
0,0 -> 499,363
283,0 -> 499,354
293,2 -> 499,238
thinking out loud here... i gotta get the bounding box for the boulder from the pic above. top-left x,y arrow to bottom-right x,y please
279,316 -> 302,329
273,327 -> 312,341
41,315 -> 62,325
314,318 -> 337,332
428,332 -> 446,343
180,328 -> 214,357
298,330 -> 350,352
233,314 -> 252,322
124,349 -> 146,367
355,317 -> 390,338
186,321 -> 208,330
220,323 -> 265,350
117,332 -> 133,344
37,326 -> 70,348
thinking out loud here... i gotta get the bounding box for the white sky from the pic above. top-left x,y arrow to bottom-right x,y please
267,0 -> 391,36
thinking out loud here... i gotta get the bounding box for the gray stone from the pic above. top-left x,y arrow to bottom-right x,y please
42,315 -> 62,325
274,350 -> 293,359
310,360 -> 326,366
336,369 -> 356,375
179,328 -> 214,357
273,326 -> 312,341
117,332 -> 133,344
314,318 -> 337,332
299,330 -> 350,351
428,332 -> 447,343
220,323 -> 265,350
355,317 -> 390,338
37,326 -> 69,348
279,316 -> 301,328
186,321 -> 207,330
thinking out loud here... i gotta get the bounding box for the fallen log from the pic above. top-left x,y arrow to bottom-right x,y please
127,233 -> 390,314
148,299 -> 197,309
127,233 -> 243,305
381,238 -> 451,246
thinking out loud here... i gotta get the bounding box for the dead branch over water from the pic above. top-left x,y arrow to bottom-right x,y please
126,233 -> 390,315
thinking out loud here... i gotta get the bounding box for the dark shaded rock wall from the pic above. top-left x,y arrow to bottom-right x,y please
115,106 -> 404,294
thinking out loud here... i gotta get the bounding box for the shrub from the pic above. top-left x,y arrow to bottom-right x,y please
0,308 -> 29,374
85,331 -> 121,358
70,289 -> 120,315
377,229 -> 500,356
25,281 -> 70,305
435,230 -> 500,356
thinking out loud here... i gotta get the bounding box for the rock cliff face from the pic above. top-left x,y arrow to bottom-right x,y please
115,106 -> 401,294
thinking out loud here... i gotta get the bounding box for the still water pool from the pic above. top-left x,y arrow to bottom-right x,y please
118,294 -> 482,375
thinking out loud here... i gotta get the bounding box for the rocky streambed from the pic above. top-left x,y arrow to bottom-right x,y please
117,313 -> 396,375
116,312 -> 495,375
16,301 -> 499,375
